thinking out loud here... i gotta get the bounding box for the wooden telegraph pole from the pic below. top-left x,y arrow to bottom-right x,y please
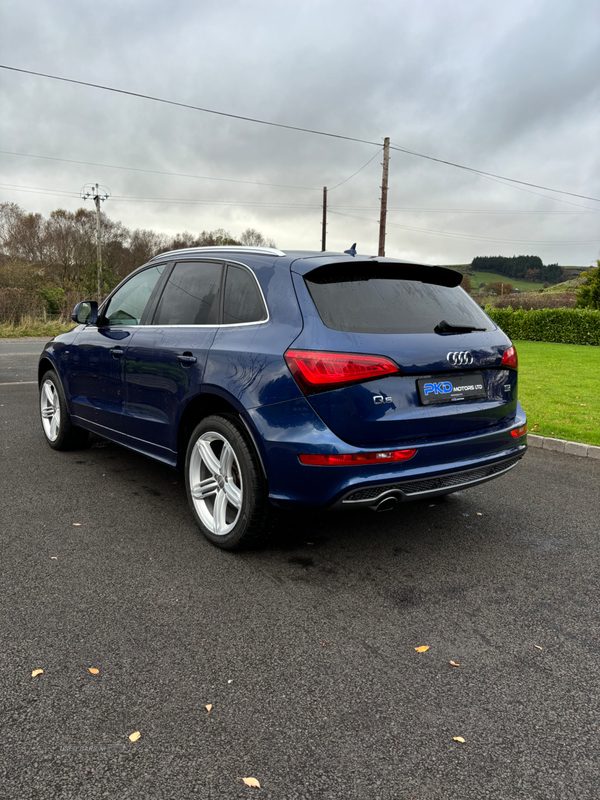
378,137 -> 390,257
321,186 -> 327,251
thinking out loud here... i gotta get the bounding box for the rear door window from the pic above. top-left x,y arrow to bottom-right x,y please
305,263 -> 492,334
153,261 -> 222,325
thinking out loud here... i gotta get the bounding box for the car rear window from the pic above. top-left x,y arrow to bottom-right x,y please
304,263 -> 493,334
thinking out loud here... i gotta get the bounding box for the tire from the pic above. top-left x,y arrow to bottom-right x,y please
185,414 -> 275,550
40,370 -> 89,450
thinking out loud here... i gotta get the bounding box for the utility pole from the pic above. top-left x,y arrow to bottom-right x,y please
321,186 -> 327,251
378,137 -> 390,257
81,183 -> 110,304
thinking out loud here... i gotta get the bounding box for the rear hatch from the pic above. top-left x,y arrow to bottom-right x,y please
287,260 -> 517,445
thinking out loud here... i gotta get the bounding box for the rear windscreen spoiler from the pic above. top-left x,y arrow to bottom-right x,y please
303,261 -> 463,288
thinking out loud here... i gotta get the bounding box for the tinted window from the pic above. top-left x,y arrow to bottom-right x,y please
223,265 -> 267,324
154,261 -> 222,325
305,264 -> 492,334
104,265 -> 165,326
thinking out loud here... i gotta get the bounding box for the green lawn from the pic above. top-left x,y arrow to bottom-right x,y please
515,340 -> 600,446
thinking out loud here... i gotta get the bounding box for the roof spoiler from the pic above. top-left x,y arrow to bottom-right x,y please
304,261 -> 463,288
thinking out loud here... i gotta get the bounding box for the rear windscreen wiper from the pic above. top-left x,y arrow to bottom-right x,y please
435,319 -> 486,334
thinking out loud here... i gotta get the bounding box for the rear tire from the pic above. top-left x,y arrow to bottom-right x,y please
40,370 -> 89,450
185,415 -> 275,550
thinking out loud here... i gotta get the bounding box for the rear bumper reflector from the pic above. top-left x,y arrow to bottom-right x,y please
299,449 -> 417,466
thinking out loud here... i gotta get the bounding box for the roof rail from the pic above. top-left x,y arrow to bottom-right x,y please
150,246 -> 286,261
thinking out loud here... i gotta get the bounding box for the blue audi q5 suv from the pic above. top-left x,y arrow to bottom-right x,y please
39,246 -> 527,549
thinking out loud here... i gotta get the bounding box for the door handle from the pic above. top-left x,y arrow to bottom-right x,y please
110,347 -> 124,358
177,353 -> 197,365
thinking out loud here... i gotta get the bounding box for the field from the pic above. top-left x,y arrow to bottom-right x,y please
468,270 -> 546,292
516,340 -> 600,446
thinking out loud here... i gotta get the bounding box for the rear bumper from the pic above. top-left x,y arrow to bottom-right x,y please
248,397 -> 527,510
332,452 -> 523,510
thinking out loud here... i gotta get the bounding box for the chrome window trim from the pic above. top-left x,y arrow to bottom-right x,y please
149,246 -> 285,262
148,257 -> 270,327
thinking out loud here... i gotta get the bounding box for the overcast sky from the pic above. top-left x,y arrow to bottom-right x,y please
1,0 -> 599,266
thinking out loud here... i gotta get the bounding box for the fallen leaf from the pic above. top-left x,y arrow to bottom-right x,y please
414,645 -> 430,653
453,736 -> 466,743
476,512 -> 483,516
128,731 -> 141,742
429,504 -> 436,507
238,777 -> 261,788
449,661 -> 463,667
50,556 -> 57,560
72,523 -> 82,526
31,669 -> 43,678
172,481 -> 177,484
205,704 -> 212,713
88,667 -> 99,674
534,645 -> 543,650
228,679 -> 233,684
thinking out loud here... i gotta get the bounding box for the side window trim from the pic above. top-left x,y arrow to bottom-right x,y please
140,262 -> 174,325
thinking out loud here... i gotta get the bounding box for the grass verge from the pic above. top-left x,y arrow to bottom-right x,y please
515,340 -> 600,446
0,319 -> 76,338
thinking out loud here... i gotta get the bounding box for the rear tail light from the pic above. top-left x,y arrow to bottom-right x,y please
511,424 -> 527,438
285,349 -> 399,394
501,346 -> 518,369
299,449 -> 417,466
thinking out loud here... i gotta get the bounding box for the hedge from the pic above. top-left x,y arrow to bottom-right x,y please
487,307 -> 600,346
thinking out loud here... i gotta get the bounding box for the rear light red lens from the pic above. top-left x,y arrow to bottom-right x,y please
285,349 -> 398,394
501,346 -> 518,369
511,424 -> 527,438
299,449 -> 417,466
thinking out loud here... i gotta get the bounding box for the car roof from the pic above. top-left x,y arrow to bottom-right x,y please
146,245 -> 448,277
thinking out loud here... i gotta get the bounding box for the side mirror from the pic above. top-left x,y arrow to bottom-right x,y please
71,301 -> 98,325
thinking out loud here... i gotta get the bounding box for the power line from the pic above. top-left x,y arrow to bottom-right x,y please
328,150 -> 382,191
328,210 -> 600,246
0,149 -> 319,191
1,182 -> 598,217
1,64 -> 598,203
388,141 -> 600,203
0,182 -> 320,208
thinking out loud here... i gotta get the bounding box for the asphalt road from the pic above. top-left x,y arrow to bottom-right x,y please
1,339 -> 600,800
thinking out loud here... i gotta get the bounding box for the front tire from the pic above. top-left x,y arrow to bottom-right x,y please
185,415 -> 275,550
40,370 -> 89,450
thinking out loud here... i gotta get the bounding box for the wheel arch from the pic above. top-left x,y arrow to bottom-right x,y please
38,356 -> 55,385
176,388 -> 269,481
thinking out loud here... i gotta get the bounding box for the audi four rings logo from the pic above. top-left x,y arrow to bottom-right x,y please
447,350 -> 474,366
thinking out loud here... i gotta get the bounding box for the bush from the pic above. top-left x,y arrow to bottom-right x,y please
39,287 -> 65,316
487,307 -> 600,346
575,264 -> 600,310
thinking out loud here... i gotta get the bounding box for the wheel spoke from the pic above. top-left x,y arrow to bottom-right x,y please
224,480 -> 242,509
219,442 -> 234,477
197,439 -> 221,476
191,477 -> 219,500
212,489 -> 229,534
50,415 -> 59,439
